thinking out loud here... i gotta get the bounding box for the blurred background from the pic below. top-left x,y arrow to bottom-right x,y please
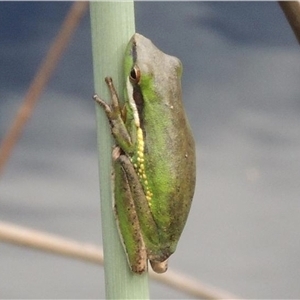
1,2 -> 300,298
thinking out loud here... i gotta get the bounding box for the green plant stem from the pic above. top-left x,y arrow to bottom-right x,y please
90,2 -> 149,299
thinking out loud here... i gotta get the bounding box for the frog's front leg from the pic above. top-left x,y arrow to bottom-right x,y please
93,77 -> 134,153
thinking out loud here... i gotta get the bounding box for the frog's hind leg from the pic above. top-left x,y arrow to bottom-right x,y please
113,150 -> 148,274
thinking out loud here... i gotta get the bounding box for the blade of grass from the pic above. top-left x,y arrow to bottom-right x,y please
90,2 -> 149,299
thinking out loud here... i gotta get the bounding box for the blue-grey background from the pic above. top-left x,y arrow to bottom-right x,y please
1,2 -> 300,299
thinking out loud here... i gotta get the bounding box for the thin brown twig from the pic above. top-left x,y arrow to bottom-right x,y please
0,221 -> 102,264
150,270 -> 239,300
0,2 -> 89,176
279,1 -> 300,44
0,221 -> 241,299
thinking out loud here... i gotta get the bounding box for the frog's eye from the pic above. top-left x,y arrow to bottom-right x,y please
130,66 -> 141,84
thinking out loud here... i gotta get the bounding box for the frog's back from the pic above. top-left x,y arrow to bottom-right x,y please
143,76 -> 196,248
132,33 -> 196,258
143,67 -> 195,258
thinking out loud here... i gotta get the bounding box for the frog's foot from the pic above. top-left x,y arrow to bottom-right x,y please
150,259 -> 168,273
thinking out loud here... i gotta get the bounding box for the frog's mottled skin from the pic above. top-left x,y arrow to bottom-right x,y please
94,33 -> 196,274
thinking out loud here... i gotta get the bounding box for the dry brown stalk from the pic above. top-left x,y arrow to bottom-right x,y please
0,2 -> 89,176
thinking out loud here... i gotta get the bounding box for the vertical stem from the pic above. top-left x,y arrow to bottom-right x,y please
90,2 -> 149,299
